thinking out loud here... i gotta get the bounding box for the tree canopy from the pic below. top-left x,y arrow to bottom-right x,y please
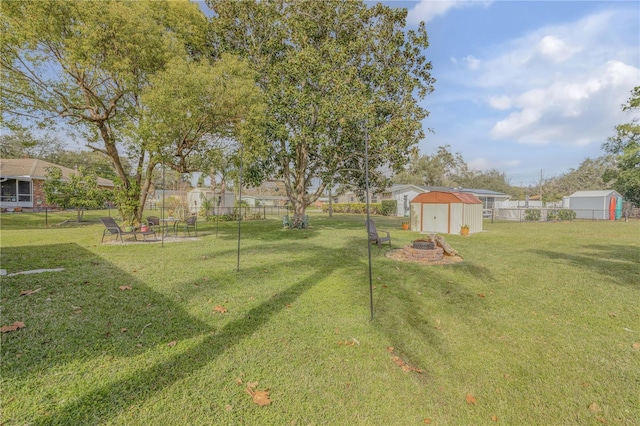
603,86 -> 640,206
208,0 -> 435,218
1,0 -> 260,222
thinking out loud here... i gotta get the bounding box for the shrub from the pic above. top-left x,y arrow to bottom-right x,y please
547,210 -> 557,221
525,209 -> 541,221
557,209 -> 576,221
380,200 -> 397,216
321,203 -> 382,215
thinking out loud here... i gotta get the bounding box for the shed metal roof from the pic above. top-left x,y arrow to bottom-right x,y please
411,191 -> 482,204
569,190 -> 621,198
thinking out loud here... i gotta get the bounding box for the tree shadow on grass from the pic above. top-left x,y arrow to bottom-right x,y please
1,244 -> 211,384
2,238 -> 352,424
529,244 -> 640,290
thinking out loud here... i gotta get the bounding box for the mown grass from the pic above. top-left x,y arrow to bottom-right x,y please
1,213 -> 639,425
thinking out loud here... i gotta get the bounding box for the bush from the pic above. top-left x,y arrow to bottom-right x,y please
547,210 -> 557,221
380,200 -> 397,216
557,209 -> 576,221
321,203 -> 382,215
525,209 -> 541,221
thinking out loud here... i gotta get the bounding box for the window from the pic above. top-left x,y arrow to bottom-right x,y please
1,179 -> 31,203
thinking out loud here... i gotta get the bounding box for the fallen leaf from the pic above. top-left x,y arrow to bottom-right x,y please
589,402 -> 601,413
491,415 -> 498,421
253,390 -> 272,406
73,310 -> 82,314
246,388 -> 271,406
466,394 -> 477,405
632,342 -> 640,350
286,304 -> 292,308
607,312 -> 616,317
423,419 -> 432,424
121,328 -> 128,333
596,417 -> 607,424
235,377 -> 243,385
225,404 -> 232,411
20,288 -> 41,296
214,305 -> 227,313
168,340 -> 177,347
0,321 -> 25,333
247,382 -> 258,389
391,356 -> 405,367
478,293 -> 486,298
401,364 -> 411,372
386,346 -> 394,352
119,285 -> 132,291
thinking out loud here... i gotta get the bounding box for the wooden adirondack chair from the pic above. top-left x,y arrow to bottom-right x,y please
366,219 -> 391,248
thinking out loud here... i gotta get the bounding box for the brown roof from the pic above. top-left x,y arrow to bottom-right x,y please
411,191 -> 482,204
0,158 -> 114,187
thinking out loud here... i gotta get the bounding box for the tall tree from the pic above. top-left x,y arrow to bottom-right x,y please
541,155 -> 617,201
208,0 -> 435,221
603,86 -> 640,206
393,145 -> 467,187
0,0 -> 223,223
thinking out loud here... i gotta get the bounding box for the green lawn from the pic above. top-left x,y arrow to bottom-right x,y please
1,213 -> 639,425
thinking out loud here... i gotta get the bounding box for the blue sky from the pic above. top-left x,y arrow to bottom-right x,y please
384,0 -> 640,185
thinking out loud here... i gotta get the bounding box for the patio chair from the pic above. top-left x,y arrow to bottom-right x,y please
146,216 -> 168,235
99,216 -> 157,243
366,219 -> 391,248
180,215 -> 197,237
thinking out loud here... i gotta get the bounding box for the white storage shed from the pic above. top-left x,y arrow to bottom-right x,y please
410,191 -> 483,235
569,190 -> 623,220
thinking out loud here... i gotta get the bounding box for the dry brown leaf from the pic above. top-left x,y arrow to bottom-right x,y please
423,419 -> 432,424
245,387 -> 272,406
391,356 -> 405,367
401,364 -> 411,372
20,289 -> 41,296
632,342 -> 640,350
478,293 -> 486,298
607,312 -> 616,317
1,321 -> 26,333
119,285 -> 132,291
589,402 -> 601,413
247,381 -> 258,389
235,377 -> 243,385
168,340 -> 177,347
386,346 -> 394,352
466,394 -> 477,405
225,404 -> 233,411
491,415 -> 498,421
214,305 -> 228,313
596,417 -> 607,424
120,328 -> 128,333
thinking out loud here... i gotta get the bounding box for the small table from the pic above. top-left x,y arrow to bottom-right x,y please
161,218 -> 181,236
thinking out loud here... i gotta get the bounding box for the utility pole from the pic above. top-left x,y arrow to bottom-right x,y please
539,169 -> 543,202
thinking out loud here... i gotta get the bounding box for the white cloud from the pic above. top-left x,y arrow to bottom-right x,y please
488,95 -> 512,110
535,35 -> 581,63
463,55 -> 481,70
489,60 -> 639,144
407,0 -> 493,24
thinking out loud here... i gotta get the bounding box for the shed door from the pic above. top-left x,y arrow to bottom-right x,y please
422,203 -> 449,233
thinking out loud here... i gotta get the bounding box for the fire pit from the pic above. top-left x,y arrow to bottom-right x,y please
401,239 -> 444,261
412,240 -> 435,250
